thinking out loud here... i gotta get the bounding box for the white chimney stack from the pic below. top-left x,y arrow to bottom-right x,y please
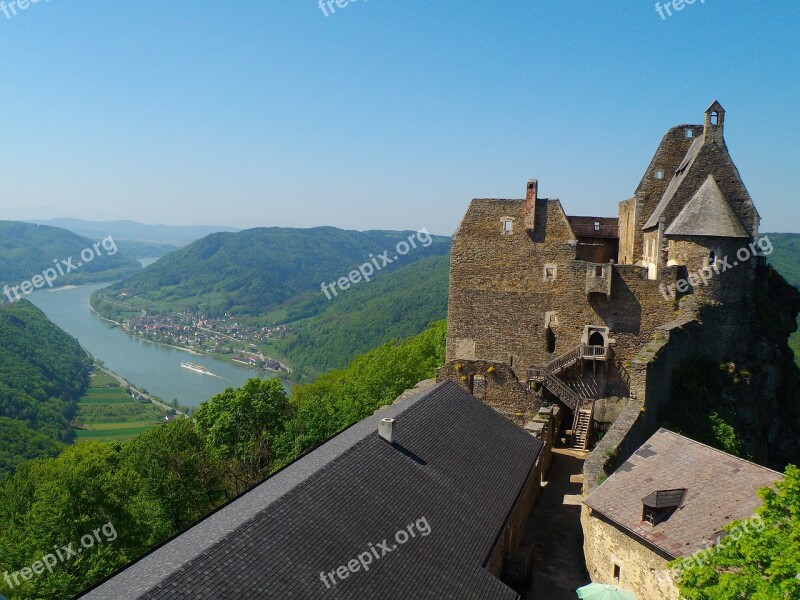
378,418 -> 395,443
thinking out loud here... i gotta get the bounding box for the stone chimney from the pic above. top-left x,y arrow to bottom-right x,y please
525,179 -> 538,231
378,418 -> 395,443
704,101 -> 725,144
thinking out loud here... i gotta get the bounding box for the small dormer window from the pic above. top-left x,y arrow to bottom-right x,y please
655,169 -> 664,180
685,129 -> 693,139
501,218 -> 514,235
594,221 -> 601,232
642,489 -> 686,526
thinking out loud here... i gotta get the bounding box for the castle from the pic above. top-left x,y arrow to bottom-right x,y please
438,102 -> 770,450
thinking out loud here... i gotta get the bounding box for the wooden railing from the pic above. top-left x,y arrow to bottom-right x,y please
571,399 -> 595,450
546,345 -> 582,375
542,372 -> 580,411
527,344 -> 600,413
581,344 -> 608,359
527,367 -> 546,381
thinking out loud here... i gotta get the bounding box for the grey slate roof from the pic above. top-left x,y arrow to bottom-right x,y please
664,176 -> 748,238
80,381 -> 541,600
584,429 -> 781,558
643,135 -> 705,230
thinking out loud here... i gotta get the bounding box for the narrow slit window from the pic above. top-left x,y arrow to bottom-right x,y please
613,564 -> 621,582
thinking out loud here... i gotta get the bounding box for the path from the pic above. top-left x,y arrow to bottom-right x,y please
99,367 -> 185,416
525,446 -> 591,599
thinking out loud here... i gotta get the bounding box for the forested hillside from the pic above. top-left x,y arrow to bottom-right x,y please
0,301 -> 92,472
0,321 -> 446,599
0,221 -> 141,289
94,227 -> 449,316
277,255 -> 449,372
766,233 -> 800,364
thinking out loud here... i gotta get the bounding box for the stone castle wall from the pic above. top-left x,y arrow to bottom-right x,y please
582,508 -> 679,600
446,197 -> 698,370
436,360 -> 538,426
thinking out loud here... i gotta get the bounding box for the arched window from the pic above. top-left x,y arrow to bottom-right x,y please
546,327 -> 556,354
588,331 -> 605,347
655,169 -> 664,180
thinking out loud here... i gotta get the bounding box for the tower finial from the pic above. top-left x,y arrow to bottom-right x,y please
704,101 -> 725,143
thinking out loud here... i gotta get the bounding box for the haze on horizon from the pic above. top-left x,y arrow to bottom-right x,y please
0,2 -> 797,236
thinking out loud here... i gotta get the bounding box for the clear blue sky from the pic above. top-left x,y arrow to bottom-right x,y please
1,1 -> 797,235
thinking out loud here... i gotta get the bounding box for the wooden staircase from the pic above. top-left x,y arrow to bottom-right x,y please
527,345 -> 598,450
527,345 -> 592,411
571,402 -> 594,451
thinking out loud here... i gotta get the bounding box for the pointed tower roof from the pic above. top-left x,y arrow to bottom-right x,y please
664,175 -> 748,238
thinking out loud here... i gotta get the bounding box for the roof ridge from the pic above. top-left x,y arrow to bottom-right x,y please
655,428 -> 783,475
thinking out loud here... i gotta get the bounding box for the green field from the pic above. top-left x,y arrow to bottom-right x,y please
72,371 -> 168,441
79,387 -> 136,405
75,426 -> 154,439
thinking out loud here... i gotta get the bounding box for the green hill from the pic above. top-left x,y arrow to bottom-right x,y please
277,254 -> 449,372
93,227 -> 449,316
90,227 -> 450,373
0,221 -> 141,292
0,300 -> 92,472
765,233 -> 800,365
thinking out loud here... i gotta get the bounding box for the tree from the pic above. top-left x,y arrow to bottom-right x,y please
675,465 -> 800,599
193,378 -> 296,493
120,419 -> 227,530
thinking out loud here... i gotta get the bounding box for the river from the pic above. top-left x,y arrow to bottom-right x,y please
28,273 -> 277,407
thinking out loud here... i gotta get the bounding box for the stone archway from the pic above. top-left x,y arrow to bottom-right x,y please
588,331 -> 605,347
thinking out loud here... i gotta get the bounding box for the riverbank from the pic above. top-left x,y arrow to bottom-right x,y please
29,282 -> 278,407
72,369 -> 175,442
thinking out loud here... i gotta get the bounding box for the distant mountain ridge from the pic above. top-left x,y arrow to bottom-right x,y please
91,226 -> 450,374
0,221 -> 141,292
93,226 -> 450,316
27,219 -> 239,246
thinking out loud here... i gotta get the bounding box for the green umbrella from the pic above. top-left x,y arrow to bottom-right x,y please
576,582 -> 637,600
